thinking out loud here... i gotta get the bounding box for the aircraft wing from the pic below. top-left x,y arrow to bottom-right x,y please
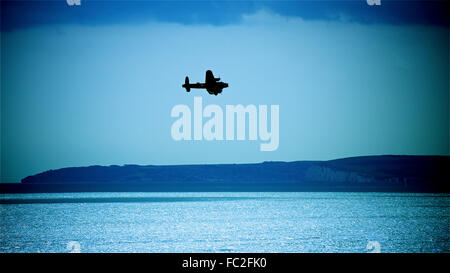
205,70 -> 215,84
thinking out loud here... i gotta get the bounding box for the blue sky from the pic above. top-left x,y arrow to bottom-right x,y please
1,0 -> 449,182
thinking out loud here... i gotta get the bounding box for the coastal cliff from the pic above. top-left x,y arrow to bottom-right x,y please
6,155 -> 447,193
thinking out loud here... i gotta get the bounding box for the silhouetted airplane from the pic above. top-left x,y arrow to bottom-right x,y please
182,70 -> 229,96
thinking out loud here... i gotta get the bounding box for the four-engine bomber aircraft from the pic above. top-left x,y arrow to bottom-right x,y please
182,70 -> 229,96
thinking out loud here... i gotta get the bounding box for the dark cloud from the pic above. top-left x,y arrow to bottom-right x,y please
1,0 -> 449,31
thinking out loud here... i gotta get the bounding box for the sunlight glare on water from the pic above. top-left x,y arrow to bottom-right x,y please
0,192 -> 448,253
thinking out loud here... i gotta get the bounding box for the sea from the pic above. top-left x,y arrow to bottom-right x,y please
0,192 -> 448,253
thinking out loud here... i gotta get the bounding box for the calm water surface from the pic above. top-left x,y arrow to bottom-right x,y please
0,192 -> 448,252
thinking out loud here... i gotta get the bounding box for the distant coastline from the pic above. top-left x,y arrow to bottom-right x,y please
1,155 -> 448,193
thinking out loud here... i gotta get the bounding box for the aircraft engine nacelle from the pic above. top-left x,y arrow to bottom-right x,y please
214,77 -> 220,81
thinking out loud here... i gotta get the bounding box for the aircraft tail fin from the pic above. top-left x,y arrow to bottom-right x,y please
183,76 -> 190,92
